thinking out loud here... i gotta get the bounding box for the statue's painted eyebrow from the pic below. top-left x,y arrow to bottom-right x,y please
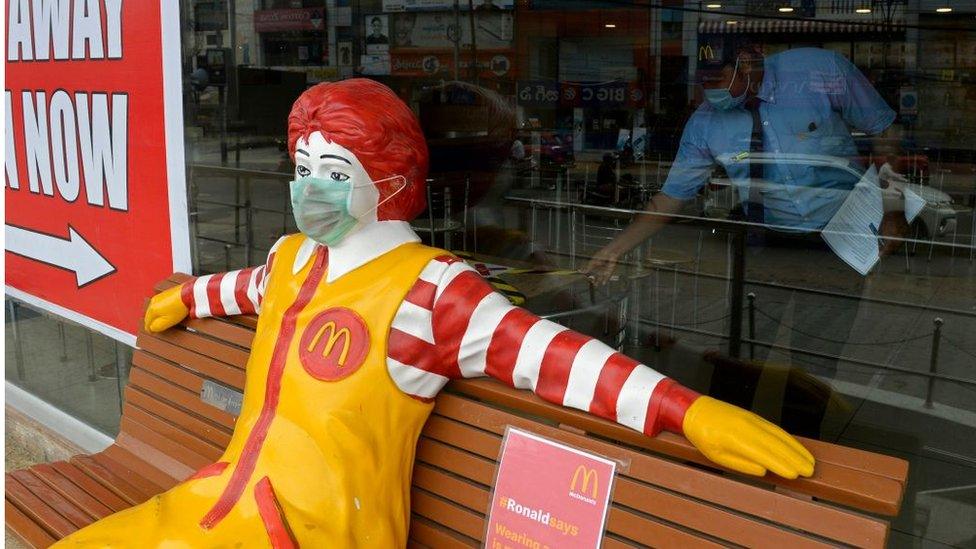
320,154 -> 351,164
296,149 -> 310,157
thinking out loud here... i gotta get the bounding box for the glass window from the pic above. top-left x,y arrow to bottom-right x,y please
5,1 -> 974,545
175,2 -> 974,545
5,298 -> 130,436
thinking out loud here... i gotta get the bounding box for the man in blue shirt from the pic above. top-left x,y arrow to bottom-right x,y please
584,43 -> 906,436
587,44 -> 903,281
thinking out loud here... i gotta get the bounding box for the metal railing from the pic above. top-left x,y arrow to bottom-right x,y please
504,195 -> 976,402
189,164 -> 293,273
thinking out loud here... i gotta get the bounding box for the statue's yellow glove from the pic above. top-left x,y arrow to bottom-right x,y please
682,396 -> 815,479
143,285 -> 190,333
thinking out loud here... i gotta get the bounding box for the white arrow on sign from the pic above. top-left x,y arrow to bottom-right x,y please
5,224 -> 116,287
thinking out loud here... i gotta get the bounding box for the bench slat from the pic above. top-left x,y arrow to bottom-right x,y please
102,440 -> 184,489
417,437 -> 494,486
411,488 -> 486,541
605,506 -> 725,549
6,476 -> 80,539
147,328 -> 249,371
137,332 -> 246,389
70,454 -> 153,505
9,470 -> 94,530
184,316 -> 257,349
124,386 -> 230,453
49,461 -> 130,513
412,464 -> 489,515
157,274 -> 189,291
602,535 -> 650,549
131,350 -> 213,397
800,437 -> 908,482
90,452 -> 170,497
29,463 -> 114,521
128,363 -> 237,434
117,414 -> 214,472
409,516 -> 478,548
6,499 -> 57,549
614,477 -> 831,549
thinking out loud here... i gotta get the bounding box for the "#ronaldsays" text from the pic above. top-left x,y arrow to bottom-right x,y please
499,497 -> 579,537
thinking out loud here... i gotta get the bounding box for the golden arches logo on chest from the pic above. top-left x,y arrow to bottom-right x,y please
298,307 -> 370,381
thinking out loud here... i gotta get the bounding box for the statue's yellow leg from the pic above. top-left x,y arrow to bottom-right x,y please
52,471 -> 276,548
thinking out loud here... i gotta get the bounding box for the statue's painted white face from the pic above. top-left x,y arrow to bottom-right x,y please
294,131 -> 380,225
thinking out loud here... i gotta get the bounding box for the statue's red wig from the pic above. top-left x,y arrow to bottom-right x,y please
287,79 -> 428,221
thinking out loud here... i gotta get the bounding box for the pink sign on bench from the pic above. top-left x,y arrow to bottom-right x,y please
485,427 -> 617,549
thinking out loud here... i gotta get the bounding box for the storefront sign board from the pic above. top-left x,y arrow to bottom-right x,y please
254,8 -> 326,32
391,11 -> 512,49
391,51 -> 513,78
383,0 -> 513,12
518,80 -> 645,108
5,1 -> 189,345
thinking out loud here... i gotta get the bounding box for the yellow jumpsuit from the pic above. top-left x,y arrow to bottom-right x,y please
57,236 -> 446,547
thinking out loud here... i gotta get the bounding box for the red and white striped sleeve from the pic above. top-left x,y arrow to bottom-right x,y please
387,255 -> 701,437
179,237 -> 284,319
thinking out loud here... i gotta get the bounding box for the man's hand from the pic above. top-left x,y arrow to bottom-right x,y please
682,396 -> 815,479
878,162 -> 908,188
879,210 -> 909,257
582,193 -> 684,285
144,285 -> 190,333
583,247 -> 622,287
875,162 -> 910,256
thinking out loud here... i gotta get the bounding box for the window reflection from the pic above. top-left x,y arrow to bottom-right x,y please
176,1 -> 975,546
5,298 -> 129,436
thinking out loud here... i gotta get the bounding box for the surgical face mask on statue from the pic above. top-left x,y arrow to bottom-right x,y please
290,174 -> 407,247
704,57 -> 749,111
290,132 -> 407,246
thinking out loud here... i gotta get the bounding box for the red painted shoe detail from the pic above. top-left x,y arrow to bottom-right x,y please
254,476 -> 297,549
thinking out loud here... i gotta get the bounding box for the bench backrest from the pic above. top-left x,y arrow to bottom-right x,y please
118,275 -> 907,547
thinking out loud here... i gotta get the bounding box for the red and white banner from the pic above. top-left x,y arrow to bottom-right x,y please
5,1 -> 189,345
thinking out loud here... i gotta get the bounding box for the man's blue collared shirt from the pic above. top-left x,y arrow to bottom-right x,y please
662,48 -> 896,232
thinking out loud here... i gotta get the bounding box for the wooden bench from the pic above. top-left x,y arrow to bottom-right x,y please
6,274 -> 909,548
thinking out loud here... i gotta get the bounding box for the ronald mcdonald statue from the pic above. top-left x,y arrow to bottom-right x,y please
58,79 -> 813,548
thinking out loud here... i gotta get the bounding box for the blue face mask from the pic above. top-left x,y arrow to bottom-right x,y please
704,58 -> 750,111
289,174 -> 407,246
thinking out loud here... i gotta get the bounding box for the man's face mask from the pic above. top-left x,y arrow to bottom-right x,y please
703,56 -> 749,111
290,174 -> 407,246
